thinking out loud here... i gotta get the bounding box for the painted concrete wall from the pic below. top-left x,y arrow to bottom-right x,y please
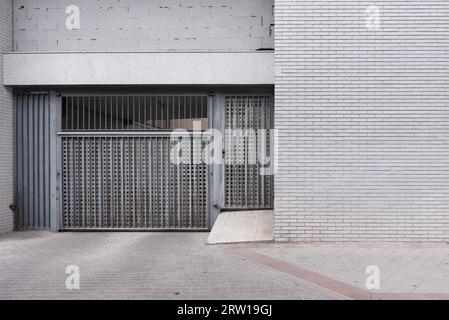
275,0 -> 449,241
0,0 -> 14,233
3,51 -> 274,85
13,0 -> 274,51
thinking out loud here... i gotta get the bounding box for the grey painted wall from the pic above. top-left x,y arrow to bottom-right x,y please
3,52 -> 274,85
13,0 -> 274,51
275,0 -> 449,241
0,0 -> 14,233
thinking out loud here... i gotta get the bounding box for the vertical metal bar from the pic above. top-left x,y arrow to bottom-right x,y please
91,136 -> 95,227
137,96 -> 141,129
160,137 -> 164,227
98,137 -> 102,227
177,139 -> 181,228
257,96 -> 262,208
120,97 -> 125,130
69,96 -> 72,130
126,96 -> 129,130
117,96 -> 120,130
104,136 -> 107,227
228,96 -> 232,208
99,96 -> 102,130
189,95 -> 192,129
43,94 -> 50,227
103,96 -> 106,130
82,137 -> 87,227
109,96 -> 112,130
31,95 -> 37,227
170,95 -> 174,130
49,93 -> 61,231
139,137 -> 143,228
149,137 -> 153,227
167,137 -> 171,227
26,94 -> 33,228
93,97 -> 97,131
182,95 -> 186,129
239,96 -> 243,208
143,137 -> 147,228
110,136 -> 114,227
164,96 -> 167,129
111,137 -> 114,227
121,138 -> 125,228
86,137 -> 90,227
194,135 -> 198,228
132,137 -> 136,227
154,96 -> 157,129
81,96 -> 85,130
166,137 -> 171,227
15,95 -> 22,229
75,96 -> 79,130
87,96 -> 90,130
176,95 -> 179,129
70,137 -> 75,227
36,95 -> 43,227
189,97 -> 192,227
62,138 -> 67,228
244,96 -> 248,208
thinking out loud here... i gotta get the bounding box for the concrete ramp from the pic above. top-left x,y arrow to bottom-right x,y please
207,210 -> 274,244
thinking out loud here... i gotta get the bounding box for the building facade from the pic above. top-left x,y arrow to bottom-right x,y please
1,0 -> 448,241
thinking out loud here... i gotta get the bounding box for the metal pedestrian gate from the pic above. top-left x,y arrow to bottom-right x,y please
225,95 -> 273,209
224,95 -> 274,209
59,95 -> 210,230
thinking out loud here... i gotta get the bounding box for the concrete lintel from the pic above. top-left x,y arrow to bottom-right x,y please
3,52 -> 274,86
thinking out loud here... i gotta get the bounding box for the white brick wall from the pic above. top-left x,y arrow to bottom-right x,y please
0,0 -> 14,233
274,0 -> 449,241
13,0 -> 274,51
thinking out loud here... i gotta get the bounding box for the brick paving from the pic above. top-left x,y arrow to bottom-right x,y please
0,231 -> 343,300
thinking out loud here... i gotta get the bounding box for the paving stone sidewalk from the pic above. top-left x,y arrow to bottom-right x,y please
0,231 -> 343,300
228,242 -> 449,299
2,231 -> 448,300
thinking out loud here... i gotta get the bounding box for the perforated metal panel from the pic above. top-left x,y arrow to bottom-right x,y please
224,95 -> 274,209
61,134 -> 209,230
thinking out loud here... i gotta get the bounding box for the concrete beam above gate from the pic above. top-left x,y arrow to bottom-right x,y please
2,52 -> 274,86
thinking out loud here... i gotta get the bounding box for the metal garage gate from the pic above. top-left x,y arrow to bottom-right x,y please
60,95 -> 210,230
224,95 -> 274,209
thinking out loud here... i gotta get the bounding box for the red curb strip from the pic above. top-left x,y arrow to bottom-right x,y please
229,248 -> 449,300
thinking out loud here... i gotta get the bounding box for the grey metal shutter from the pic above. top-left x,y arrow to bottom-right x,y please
15,93 -> 52,229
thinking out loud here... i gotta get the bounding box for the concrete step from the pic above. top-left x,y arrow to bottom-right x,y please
207,210 -> 274,244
